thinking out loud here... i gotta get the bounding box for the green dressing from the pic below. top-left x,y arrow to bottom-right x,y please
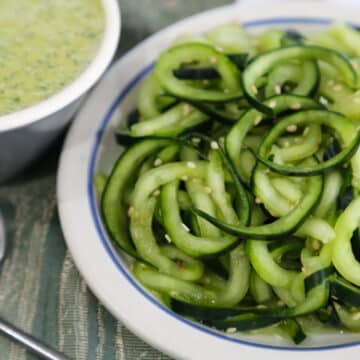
0,0 -> 104,115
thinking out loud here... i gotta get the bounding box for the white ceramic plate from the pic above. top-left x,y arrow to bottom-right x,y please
57,2 -> 360,359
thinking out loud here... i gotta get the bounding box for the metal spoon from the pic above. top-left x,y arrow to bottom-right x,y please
0,210 -> 71,360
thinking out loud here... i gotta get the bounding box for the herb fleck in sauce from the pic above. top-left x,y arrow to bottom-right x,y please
0,0 -> 104,115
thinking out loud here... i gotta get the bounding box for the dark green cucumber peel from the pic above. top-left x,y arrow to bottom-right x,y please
127,108 -> 140,126
192,170 -> 323,240
250,132 -> 360,176
227,53 -> 249,70
271,239 -> 304,271
305,267 -> 335,293
279,319 -> 306,345
155,43 -> 244,102
225,95 -> 325,184
101,139 -> 172,259
324,137 -> 342,161
242,45 -> 357,114
173,66 -> 220,80
182,132 -> 251,226
352,230 -> 360,262
281,30 -> 305,46
338,186 -> 354,211
249,109 -> 360,176
163,95 -> 246,123
209,313 -> 281,332
330,276 -> 360,307
160,181 -> 240,258
181,100 -> 246,124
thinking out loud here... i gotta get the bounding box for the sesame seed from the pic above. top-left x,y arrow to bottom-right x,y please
319,96 -> 329,106
170,290 -> 177,297
274,85 -> 282,95
352,60 -> 359,70
152,189 -> 160,197
216,46 -> 224,52
165,234 -> 172,243
210,141 -> 219,150
191,137 -> 201,145
154,158 -> 162,167
257,304 -> 267,309
353,97 -> 360,104
303,126 -> 310,136
352,312 -> 360,321
312,239 -> 321,250
209,56 -> 217,64
286,124 -> 298,133
290,102 -> 301,110
277,300 -> 285,306
294,137 -> 302,144
269,100 -> 277,109
182,223 -> 190,232
255,197 -> 262,204
187,161 -> 196,169
301,267 -> 310,276
327,79 -> 335,86
226,327 -> 237,334
182,103 -> 191,116
181,175 -> 189,181
127,206 -> 134,216
283,141 -> 290,148
333,84 -> 343,92
251,85 -> 258,95
339,330 -> 344,335
254,115 -> 262,126
264,168 -> 270,174
291,198 -> 300,207
210,299 -> 216,304
204,186 -> 212,194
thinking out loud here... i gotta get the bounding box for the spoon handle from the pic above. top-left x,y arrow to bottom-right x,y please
0,318 -> 71,360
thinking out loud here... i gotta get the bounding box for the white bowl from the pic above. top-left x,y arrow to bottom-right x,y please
0,0 -> 120,182
58,2 -> 360,359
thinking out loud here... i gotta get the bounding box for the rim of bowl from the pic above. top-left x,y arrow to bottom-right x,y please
0,0 -> 120,133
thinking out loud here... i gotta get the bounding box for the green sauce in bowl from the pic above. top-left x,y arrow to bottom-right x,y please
0,0 -> 105,115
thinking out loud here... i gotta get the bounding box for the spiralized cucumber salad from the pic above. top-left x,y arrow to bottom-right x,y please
97,23 -> 360,344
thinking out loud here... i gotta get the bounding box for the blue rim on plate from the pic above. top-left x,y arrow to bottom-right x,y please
87,17 -> 360,351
